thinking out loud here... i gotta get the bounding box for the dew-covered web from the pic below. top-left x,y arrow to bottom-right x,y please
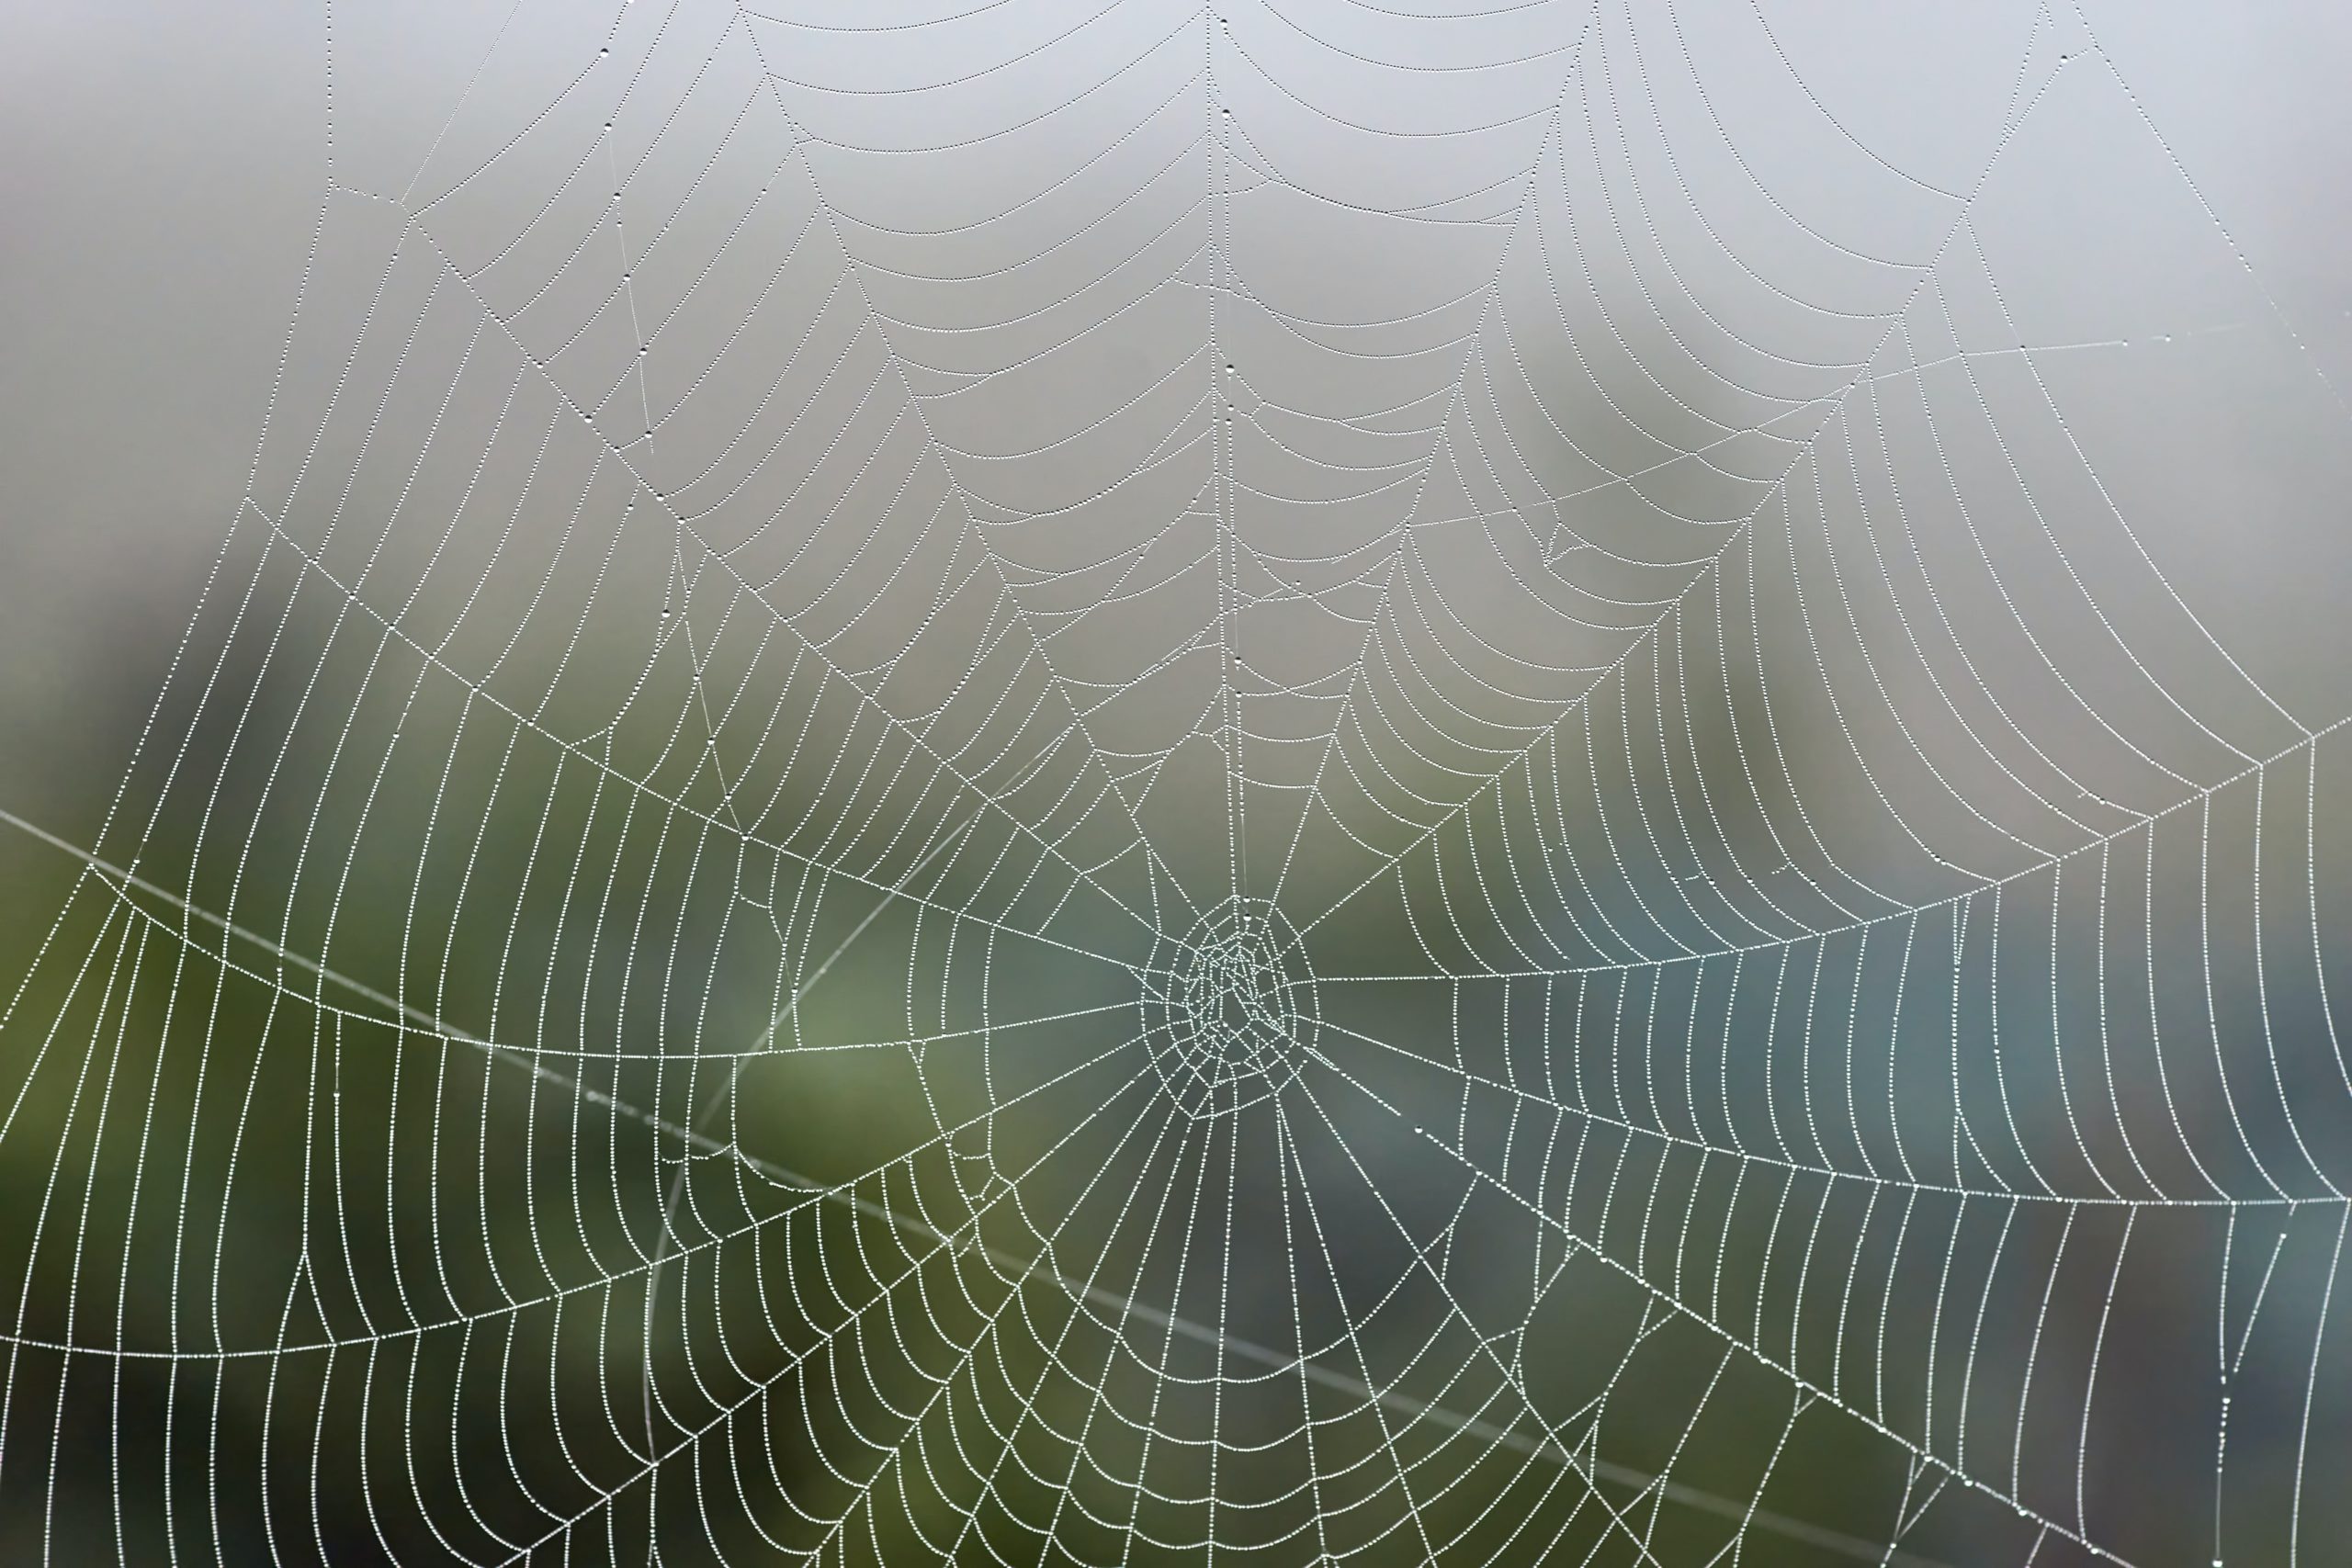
6,1 -> 2352,1564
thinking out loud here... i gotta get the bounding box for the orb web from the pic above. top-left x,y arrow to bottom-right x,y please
4,2 -> 2352,1566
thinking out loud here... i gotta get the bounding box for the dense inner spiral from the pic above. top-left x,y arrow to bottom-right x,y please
1140,897 -> 1316,1120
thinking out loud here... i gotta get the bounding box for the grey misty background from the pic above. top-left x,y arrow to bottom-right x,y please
3,4 -> 2352,1567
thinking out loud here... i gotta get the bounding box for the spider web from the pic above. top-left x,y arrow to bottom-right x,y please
6,1 -> 2352,1564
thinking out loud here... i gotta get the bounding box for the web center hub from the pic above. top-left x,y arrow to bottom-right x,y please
1140,897 -> 1317,1121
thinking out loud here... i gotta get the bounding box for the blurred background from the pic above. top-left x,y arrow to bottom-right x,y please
5,3 -> 2352,1564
